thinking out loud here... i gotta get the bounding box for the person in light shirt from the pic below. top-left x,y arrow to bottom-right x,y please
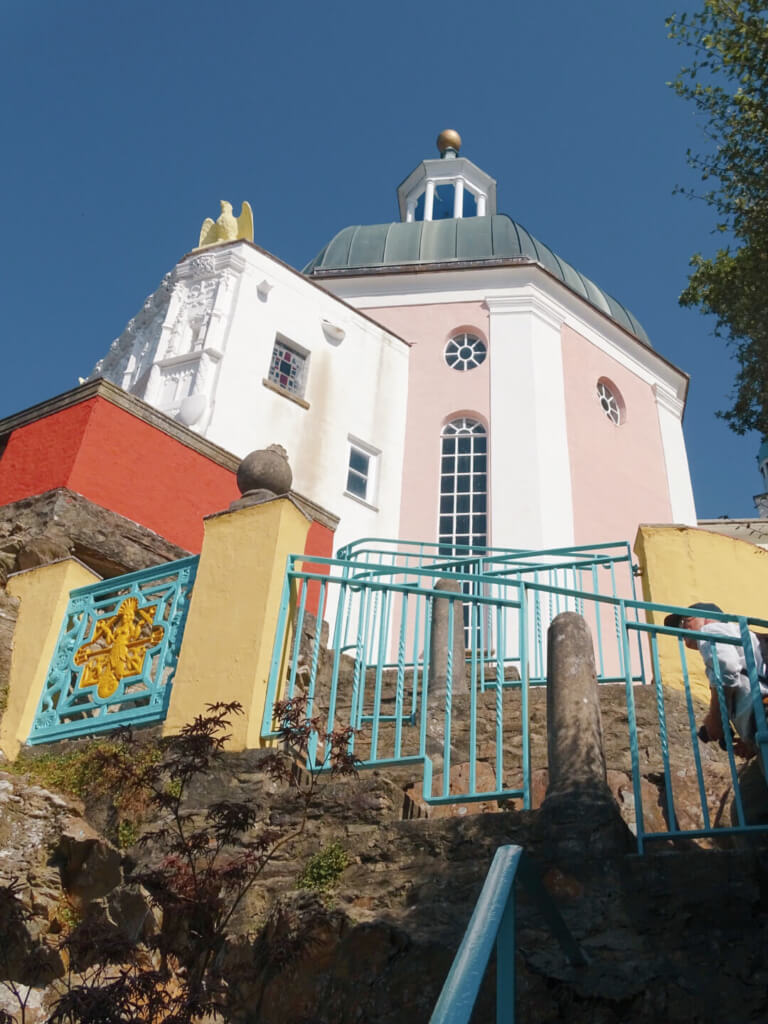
664,601 -> 768,758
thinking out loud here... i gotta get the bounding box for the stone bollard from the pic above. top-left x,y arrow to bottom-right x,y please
425,578 -> 469,776
428,578 -> 468,698
536,612 -> 631,856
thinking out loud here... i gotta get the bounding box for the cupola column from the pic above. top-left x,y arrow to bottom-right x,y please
453,179 -> 464,218
424,180 -> 435,221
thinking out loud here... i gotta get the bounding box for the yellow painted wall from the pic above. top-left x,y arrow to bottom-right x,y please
1,559 -> 100,761
164,497 -> 310,750
634,525 -> 768,700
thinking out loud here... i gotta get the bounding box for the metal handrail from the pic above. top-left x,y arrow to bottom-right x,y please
430,845 -> 587,1024
263,545 -> 768,849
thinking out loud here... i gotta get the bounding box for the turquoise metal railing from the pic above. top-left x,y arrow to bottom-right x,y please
430,845 -> 587,1024
261,544 -> 645,809
29,556 -> 198,744
620,600 -> 768,853
334,538 -> 645,686
263,541 -> 768,849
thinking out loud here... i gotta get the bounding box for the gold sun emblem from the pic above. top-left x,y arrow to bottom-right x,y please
73,597 -> 165,700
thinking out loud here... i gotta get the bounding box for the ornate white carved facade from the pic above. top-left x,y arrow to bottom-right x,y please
85,242 -> 410,555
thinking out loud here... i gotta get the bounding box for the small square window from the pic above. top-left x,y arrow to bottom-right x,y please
268,336 -> 308,397
345,437 -> 380,506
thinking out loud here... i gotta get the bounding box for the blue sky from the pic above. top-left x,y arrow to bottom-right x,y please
1,0 -> 760,522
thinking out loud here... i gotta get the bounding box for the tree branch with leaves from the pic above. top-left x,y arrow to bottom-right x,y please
668,0 -> 768,436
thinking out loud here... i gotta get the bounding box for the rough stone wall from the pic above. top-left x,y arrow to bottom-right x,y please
306,646 -> 754,842
2,749 -> 768,1024
0,488 -> 189,583
0,589 -> 19,725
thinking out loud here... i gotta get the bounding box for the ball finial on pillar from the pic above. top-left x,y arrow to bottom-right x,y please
231,444 -> 293,509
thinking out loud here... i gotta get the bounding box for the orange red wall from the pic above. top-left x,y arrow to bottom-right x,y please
0,396 -> 335,563
0,397 -> 239,551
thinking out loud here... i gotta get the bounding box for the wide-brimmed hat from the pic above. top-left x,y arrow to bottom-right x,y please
664,601 -> 723,628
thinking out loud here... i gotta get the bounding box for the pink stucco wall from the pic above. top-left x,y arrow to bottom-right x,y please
561,324 -> 672,546
361,303 -> 490,546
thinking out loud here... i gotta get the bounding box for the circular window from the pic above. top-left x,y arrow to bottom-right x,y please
596,379 -> 623,425
444,333 -> 487,371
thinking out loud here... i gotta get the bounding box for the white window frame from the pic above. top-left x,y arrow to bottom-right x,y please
596,377 -> 624,426
344,436 -> 381,509
438,417 -> 488,553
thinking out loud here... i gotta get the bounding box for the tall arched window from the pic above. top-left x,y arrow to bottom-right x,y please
439,417 -> 488,553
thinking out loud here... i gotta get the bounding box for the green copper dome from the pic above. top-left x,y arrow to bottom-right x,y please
304,214 -> 650,346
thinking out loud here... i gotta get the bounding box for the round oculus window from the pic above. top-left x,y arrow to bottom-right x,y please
444,333 -> 487,371
597,380 -> 622,425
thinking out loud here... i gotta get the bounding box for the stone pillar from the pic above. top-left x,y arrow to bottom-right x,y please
1,559 -> 100,761
546,612 -> 607,796
537,612 -> 630,855
428,578 -> 468,698
425,578 -> 469,774
164,445 -> 311,750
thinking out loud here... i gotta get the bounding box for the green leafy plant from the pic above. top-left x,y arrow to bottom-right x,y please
9,738 -> 161,803
297,841 -> 348,895
117,819 -> 139,849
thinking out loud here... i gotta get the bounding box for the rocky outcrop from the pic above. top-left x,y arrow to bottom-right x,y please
1,735 -> 768,1023
0,488 -> 188,582
0,588 -> 18,719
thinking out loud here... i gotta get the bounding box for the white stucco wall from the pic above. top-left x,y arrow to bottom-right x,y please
92,242 -> 410,555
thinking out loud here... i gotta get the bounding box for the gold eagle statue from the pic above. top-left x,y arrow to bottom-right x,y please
198,200 -> 254,248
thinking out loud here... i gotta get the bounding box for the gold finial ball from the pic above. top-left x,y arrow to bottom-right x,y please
437,129 -> 462,154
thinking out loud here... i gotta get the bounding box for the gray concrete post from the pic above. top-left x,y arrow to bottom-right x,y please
546,611 -> 607,795
537,611 -> 631,856
428,578 -> 468,698
425,577 -> 469,774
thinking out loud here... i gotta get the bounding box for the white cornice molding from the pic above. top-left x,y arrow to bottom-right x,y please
485,289 -> 562,332
178,246 -> 248,280
323,264 -> 689,403
653,382 -> 685,418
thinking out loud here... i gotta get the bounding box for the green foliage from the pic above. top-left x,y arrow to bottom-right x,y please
297,841 -> 348,895
9,741 -> 127,799
667,1 -> 768,436
9,738 -> 161,804
164,778 -> 182,799
117,819 -> 139,849
56,896 -> 81,931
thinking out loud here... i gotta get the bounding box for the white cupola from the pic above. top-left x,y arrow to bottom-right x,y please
397,130 -> 497,223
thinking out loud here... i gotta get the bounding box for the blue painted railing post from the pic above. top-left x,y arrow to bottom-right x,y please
496,889 -> 516,1024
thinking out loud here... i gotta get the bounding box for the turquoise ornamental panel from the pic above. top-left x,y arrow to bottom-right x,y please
29,556 -> 199,744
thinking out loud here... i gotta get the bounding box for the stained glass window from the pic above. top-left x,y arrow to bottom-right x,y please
269,337 -> 307,396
